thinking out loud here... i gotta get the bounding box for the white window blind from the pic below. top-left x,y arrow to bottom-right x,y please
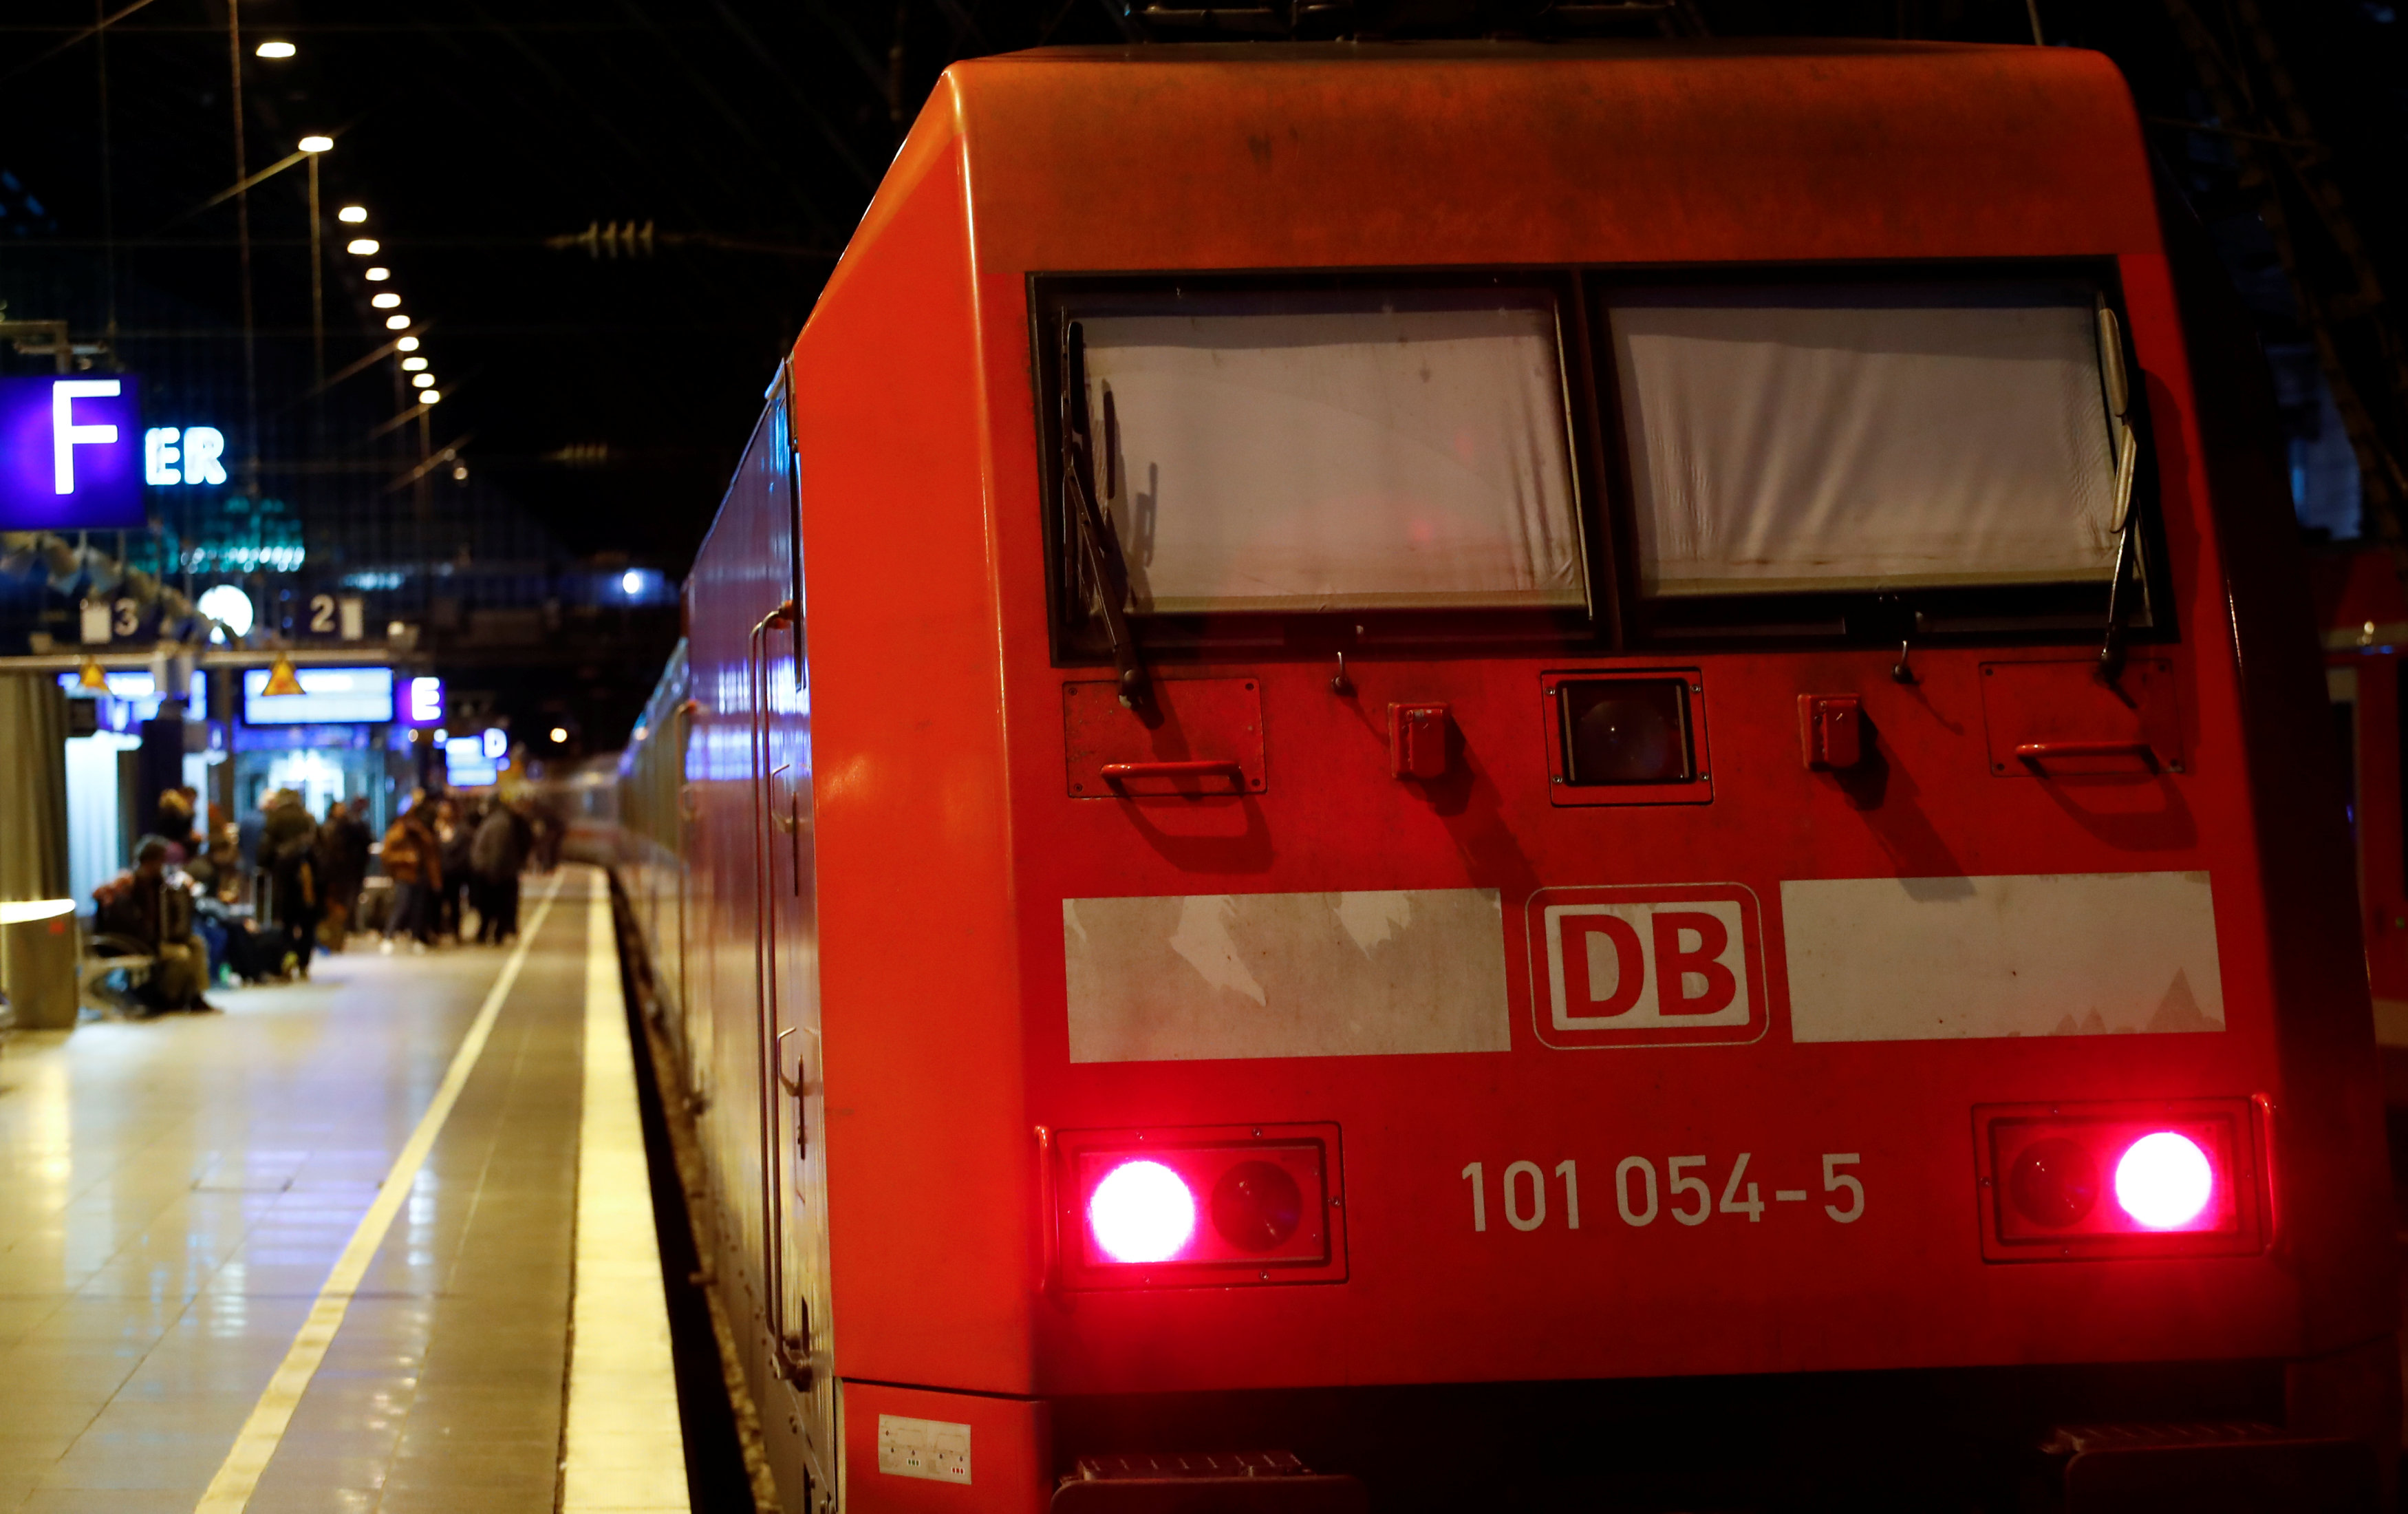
1608,284 -> 2121,598
1077,292 -> 1585,614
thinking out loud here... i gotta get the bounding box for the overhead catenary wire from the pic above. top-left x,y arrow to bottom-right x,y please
0,0 -> 158,86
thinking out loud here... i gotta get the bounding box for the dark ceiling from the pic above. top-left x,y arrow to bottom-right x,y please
0,0 -> 1134,570
2,0 -> 2404,574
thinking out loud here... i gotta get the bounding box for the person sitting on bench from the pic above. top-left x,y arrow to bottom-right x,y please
92,836 -> 218,1014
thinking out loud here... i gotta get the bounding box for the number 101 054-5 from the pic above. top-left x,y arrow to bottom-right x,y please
1459,1154 -> 1864,1232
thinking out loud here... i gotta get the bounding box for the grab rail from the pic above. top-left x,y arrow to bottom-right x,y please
2014,739 -> 2158,769
748,600 -> 811,1386
1101,758 -> 1246,792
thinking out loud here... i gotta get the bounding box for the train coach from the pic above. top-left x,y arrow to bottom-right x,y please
610,39 -> 2396,1513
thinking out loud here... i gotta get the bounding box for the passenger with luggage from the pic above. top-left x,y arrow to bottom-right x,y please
196,891 -> 284,984
380,794 -> 441,953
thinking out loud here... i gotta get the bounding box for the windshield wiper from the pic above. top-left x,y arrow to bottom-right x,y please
2096,305 -> 2144,685
1061,319 -> 1150,712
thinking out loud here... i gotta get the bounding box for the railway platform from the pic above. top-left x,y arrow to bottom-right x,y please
0,867 -> 691,1514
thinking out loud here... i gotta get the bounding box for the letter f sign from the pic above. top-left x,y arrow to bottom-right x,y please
53,380 -> 122,495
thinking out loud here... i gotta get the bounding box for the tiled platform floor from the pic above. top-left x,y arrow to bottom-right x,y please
0,868 -> 684,1513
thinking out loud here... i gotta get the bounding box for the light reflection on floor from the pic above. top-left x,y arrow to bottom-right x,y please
0,891 -> 592,1514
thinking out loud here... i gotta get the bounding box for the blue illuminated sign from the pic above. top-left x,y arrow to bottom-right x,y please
56,669 -> 206,733
241,665 -> 396,725
445,736 -> 500,787
402,675 -> 444,726
0,375 -> 144,529
142,427 -> 229,487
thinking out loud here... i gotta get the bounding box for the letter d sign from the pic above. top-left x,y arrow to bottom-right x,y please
1528,884 -> 1766,1049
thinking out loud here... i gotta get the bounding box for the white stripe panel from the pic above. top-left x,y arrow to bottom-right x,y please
1782,871 -> 2226,1043
1064,888 -> 1511,1063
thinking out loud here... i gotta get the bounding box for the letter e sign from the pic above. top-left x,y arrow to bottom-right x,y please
1526,884 -> 1768,1048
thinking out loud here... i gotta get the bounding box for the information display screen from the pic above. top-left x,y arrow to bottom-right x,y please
56,669 -> 206,734
444,735 -> 500,787
241,666 -> 396,725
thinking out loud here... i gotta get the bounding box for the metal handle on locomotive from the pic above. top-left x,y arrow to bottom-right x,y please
2013,739 -> 2158,769
1100,758 -> 1245,785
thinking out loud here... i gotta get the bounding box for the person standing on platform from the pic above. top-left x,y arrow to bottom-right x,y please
316,797 -> 372,950
197,805 -> 240,899
380,793 -> 440,954
471,799 -> 531,943
156,789 -> 198,865
92,837 -> 217,1014
533,793 -> 565,872
236,798 -> 265,904
435,798 -> 475,942
261,789 -> 321,980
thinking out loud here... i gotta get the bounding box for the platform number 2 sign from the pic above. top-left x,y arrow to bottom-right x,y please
307,594 -> 365,641
1461,1153 -> 1864,1233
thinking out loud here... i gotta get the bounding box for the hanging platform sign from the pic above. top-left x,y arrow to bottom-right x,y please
0,374 -> 145,530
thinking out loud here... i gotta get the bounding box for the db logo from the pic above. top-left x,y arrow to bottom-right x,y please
1526,884 -> 1769,1048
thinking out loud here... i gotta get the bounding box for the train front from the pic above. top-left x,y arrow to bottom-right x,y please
800,41 -> 2396,1511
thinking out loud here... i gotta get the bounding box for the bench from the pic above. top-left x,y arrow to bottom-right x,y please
79,933 -> 158,1017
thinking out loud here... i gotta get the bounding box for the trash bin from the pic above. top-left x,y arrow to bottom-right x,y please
1,900 -> 80,1030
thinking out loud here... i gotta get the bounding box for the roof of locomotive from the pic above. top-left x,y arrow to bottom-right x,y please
824,38 -> 2158,295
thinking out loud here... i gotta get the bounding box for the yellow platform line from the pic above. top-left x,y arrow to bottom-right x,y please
193,872 -> 566,1514
562,872 -> 693,1511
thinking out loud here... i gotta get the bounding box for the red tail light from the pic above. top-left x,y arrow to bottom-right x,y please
1087,1160 -> 1197,1264
1053,1123 -> 1347,1289
1975,1100 -> 2263,1261
2113,1131 -> 2215,1230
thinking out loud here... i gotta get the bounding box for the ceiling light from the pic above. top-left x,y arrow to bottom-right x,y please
345,238 -> 378,255
412,374 -> 435,389
451,464 -> 469,482
395,335 -> 420,352
198,585 -> 258,639
298,134 -> 334,153
550,727 -> 568,744
256,40 -> 297,58
365,267 -> 389,282
401,356 -> 427,372
385,314 -> 411,330
337,205 -> 367,224
372,292 -> 400,309
420,390 -> 441,404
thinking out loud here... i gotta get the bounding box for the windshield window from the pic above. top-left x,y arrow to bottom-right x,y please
1606,281 -> 2121,599
1073,288 -> 1586,615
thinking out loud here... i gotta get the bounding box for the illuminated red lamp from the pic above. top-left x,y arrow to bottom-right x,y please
1976,1099 -> 2262,1262
2114,1131 -> 2215,1230
1087,1160 -> 1197,1264
1054,1124 -> 1347,1289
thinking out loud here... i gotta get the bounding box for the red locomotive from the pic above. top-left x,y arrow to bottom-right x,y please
612,39 -> 2397,1511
